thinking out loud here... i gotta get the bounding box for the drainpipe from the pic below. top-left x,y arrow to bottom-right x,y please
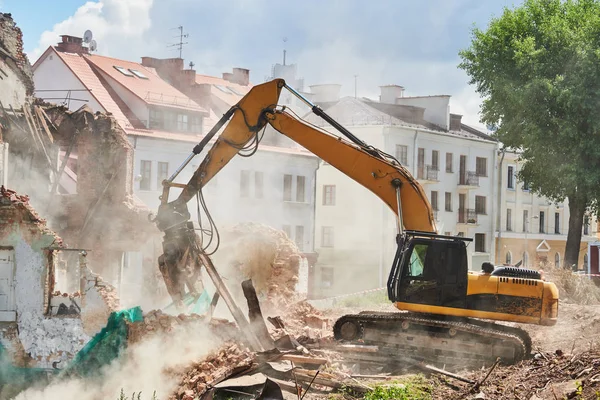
494,146 -> 506,264
412,130 -> 419,177
309,159 -> 321,299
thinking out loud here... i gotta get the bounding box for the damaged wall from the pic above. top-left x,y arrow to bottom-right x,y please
0,13 -> 33,109
0,103 -> 159,284
0,187 -> 120,369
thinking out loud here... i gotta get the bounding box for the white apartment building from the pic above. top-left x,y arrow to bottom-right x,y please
32,35 -> 319,297
495,150 -> 597,270
308,84 -> 498,297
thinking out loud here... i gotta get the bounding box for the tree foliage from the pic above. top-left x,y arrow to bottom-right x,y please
460,0 -> 600,267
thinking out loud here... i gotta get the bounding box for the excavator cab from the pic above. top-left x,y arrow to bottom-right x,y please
388,231 -> 471,309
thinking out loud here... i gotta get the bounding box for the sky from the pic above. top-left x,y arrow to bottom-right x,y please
1,0 -> 520,129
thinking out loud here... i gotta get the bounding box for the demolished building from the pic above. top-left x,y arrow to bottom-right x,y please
0,186 -> 119,368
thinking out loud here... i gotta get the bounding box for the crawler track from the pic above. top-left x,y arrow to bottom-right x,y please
333,312 -> 531,369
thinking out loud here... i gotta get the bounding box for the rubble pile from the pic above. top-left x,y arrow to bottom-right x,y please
541,263 -> 600,305
170,343 -> 254,400
127,310 -> 241,345
273,300 -> 332,343
433,349 -> 600,400
215,222 -> 302,303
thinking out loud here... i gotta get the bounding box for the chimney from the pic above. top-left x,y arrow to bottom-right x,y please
309,84 -> 342,103
56,35 -> 88,54
450,114 -> 462,131
379,85 -> 405,104
222,72 -> 234,82
232,68 -> 250,86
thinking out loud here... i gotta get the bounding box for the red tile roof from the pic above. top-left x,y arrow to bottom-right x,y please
86,54 -> 207,113
51,49 -> 131,128
195,74 -> 252,107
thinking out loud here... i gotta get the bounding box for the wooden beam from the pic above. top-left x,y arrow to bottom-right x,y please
280,355 -> 328,365
34,106 -> 54,143
242,279 -> 275,351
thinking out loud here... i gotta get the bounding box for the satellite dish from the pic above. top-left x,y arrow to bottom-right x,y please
83,30 -> 93,43
89,40 -> 97,52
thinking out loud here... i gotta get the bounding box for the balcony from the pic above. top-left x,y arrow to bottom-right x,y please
458,209 -> 478,225
417,165 -> 439,183
458,171 -> 479,189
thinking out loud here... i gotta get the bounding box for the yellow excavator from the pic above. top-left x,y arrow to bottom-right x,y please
152,79 -> 558,367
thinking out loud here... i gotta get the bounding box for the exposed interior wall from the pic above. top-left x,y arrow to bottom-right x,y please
0,13 -> 33,109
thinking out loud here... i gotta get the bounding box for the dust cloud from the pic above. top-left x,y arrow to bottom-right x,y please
15,321 -> 222,400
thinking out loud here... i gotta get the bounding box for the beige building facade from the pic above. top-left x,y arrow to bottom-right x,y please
494,151 -> 597,270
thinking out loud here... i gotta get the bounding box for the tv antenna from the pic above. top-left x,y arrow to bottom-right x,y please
168,26 -> 189,59
283,37 -> 288,65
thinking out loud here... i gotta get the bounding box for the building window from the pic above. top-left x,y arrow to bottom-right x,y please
113,66 -> 134,76
507,166 -> 514,189
240,170 -> 250,197
431,191 -> 439,211
446,153 -> 453,173
506,251 -> 512,265
163,111 -> 176,131
539,211 -> 545,233
282,225 -> 291,238
140,160 -> 152,190
128,69 -> 148,79
283,174 -> 292,201
584,216 -> 590,235
506,208 -> 512,231
396,145 -> 408,165
323,185 -> 336,206
554,212 -> 560,234
149,109 -> 163,129
255,172 -> 264,198
296,176 -> 306,202
444,192 -> 452,212
177,114 -> 188,131
523,210 -> 529,232
321,267 -> 334,288
321,226 -> 334,247
555,252 -> 561,268
523,252 -> 529,267
191,116 -> 202,133
475,196 -> 486,215
474,233 -> 485,253
476,157 -> 487,177
295,226 -> 304,251
457,232 -> 465,237
522,180 -> 530,191
431,150 -> 439,171
444,232 -> 452,236
157,162 -> 168,189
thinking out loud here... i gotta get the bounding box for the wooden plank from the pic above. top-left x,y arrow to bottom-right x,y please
34,106 -> 54,143
39,107 -> 58,131
335,344 -> 379,353
280,354 -> 328,365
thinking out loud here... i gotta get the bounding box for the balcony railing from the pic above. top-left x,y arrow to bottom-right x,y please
417,165 -> 439,181
458,209 -> 478,224
459,171 -> 479,187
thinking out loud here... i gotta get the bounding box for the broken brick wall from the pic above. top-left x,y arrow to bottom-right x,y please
0,187 -> 122,368
1,104 -> 158,282
0,13 -> 33,109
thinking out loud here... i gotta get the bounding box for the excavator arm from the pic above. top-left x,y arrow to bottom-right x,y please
154,78 -> 435,307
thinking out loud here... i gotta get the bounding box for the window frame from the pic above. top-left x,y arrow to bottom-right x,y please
321,226 -> 334,247
283,174 -> 293,201
240,170 -> 250,198
445,152 -> 453,173
475,196 -> 487,215
444,192 -> 452,212
476,157 -> 488,177
507,166 -> 515,189
139,160 -> 152,191
474,233 -> 486,253
157,161 -> 168,190
395,144 -> 408,166
323,185 -> 336,206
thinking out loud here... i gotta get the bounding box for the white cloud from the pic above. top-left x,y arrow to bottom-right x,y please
29,0 -> 154,62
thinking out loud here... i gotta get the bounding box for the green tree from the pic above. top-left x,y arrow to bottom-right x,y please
459,0 -> 600,269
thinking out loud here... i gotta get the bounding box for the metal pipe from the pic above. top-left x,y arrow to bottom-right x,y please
167,152 -> 195,182
392,179 -> 404,235
283,83 -> 314,108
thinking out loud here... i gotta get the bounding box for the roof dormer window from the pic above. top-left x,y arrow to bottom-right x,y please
113,66 -> 134,76
129,69 -> 148,79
